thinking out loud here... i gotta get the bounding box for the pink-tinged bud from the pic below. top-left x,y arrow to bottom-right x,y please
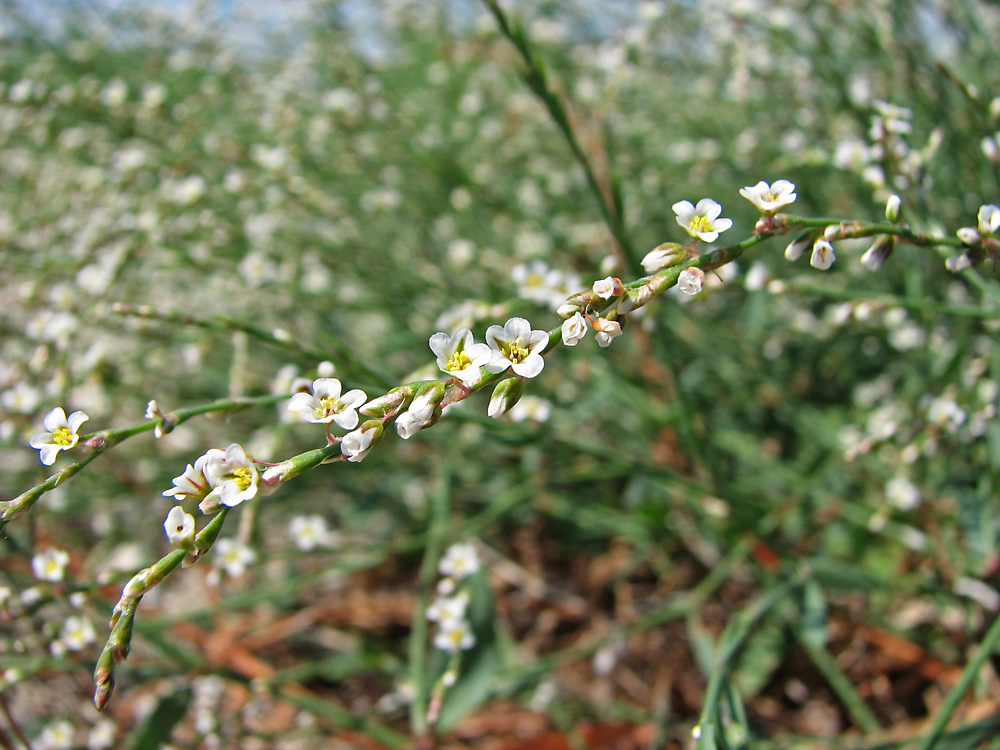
885,194 -> 902,223
677,267 -> 705,295
93,675 -> 115,711
198,490 -> 225,515
592,276 -> 624,299
360,385 -> 415,418
488,378 -> 524,418
860,235 -> 895,271
260,460 -> 293,494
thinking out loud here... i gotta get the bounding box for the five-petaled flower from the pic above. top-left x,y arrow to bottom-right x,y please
485,317 -> 548,378
429,328 -> 492,385
29,407 -> 89,466
672,198 -> 733,242
288,378 -> 367,430
739,180 -> 797,215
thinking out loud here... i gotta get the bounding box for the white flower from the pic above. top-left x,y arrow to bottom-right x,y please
287,378 -> 367,429
561,312 -> 588,347
677,267 -> 705,295
946,253 -> 973,272
213,538 -> 256,578
978,204 -> 1000,237
641,243 -> 686,273
511,260 -> 570,309
32,547 -> 70,582
87,720 -> 116,750
341,422 -> 382,462
164,506 -> 196,550
36,720 -> 74,750
672,198 -> 733,242
204,444 -> 259,507
438,543 -> 480,580
886,477 -> 920,511
434,619 -> 476,653
592,276 -> 622,299
289,515 -> 337,552
428,328 -> 492,385
508,396 -> 553,423
29,407 -> 89,466
885,194 -> 902,223
810,239 -> 836,270
162,453 -> 215,501
485,317 -> 549,378
739,180 -> 797,215
957,226 -> 981,245
59,616 -> 96,651
426,591 -> 470,625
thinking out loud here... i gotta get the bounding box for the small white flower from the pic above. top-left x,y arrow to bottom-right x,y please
561,312 -> 588,347
426,591 -> 470,625
287,378 -> 367,429
810,239 -> 836,270
438,543 -> 480,580
29,407 -> 89,466
428,328 -> 492,385
434,619 -> 476,653
592,276 -> 621,299
946,253 -> 973,272
87,720 -> 116,750
288,515 -> 337,552
508,396 -> 553,423
739,180 -> 797,215
213,538 -> 256,578
885,194 -> 902,223
162,453 -> 215,501
886,477 -> 920,511
677,267 -> 705,295
59,616 -> 97,651
672,198 -> 733,242
204,444 -> 259,507
36,720 -> 74,750
485,317 -> 549,378
164,506 -> 196,550
978,204 -> 1000,237
32,547 -> 70,582
641,243 -> 686,273
957,226 -> 981,245
341,422 -> 381,462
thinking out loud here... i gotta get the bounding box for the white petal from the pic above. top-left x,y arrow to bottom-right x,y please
42,407 -> 67,433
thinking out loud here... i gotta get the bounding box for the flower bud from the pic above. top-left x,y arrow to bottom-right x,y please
121,570 -> 150,601
592,276 -> 624,299
641,242 -> 686,274
360,385 -> 415,418
164,506 -> 196,551
860,235 -> 895,271
677,267 -> 705,294
823,224 -> 841,241
810,239 -> 836,270
592,317 -> 622,335
784,232 -> 815,261
556,302 -> 581,318
885,194 -> 902,223
488,378 -> 524,418
198,489 -> 225,515
957,227 -> 981,245
341,420 -> 383,462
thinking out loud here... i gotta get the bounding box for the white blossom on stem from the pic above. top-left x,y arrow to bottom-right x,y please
434,619 -> 475,653
29,407 -> 89,466
288,378 -> 367,430
438,543 -> 480,580
672,198 -> 733,242
677,267 -> 705,295
739,180 -> 797,215
32,547 -> 70,582
810,239 -> 836,270
561,312 -> 588,347
164,506 -> 196,550
163,453 -> 215,501
428,328 -> 492,385
485,317 -> 548,378
205,443 -> 259,507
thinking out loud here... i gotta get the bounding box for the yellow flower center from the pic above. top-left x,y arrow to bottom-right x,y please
446,350 -> 472,372
318,396 -> 342,414
763,192 -> 777,203
501,336 -> 529,364
52,427 -> 74,447
688,215 -> 712,233
233,467 -> 253,490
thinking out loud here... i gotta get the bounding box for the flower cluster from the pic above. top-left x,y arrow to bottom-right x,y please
428,543 -> 480,656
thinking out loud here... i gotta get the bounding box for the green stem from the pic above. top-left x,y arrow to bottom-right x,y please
917,612 -> 1000,750
798,634 -> 880,734
409,464 -> 452,738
